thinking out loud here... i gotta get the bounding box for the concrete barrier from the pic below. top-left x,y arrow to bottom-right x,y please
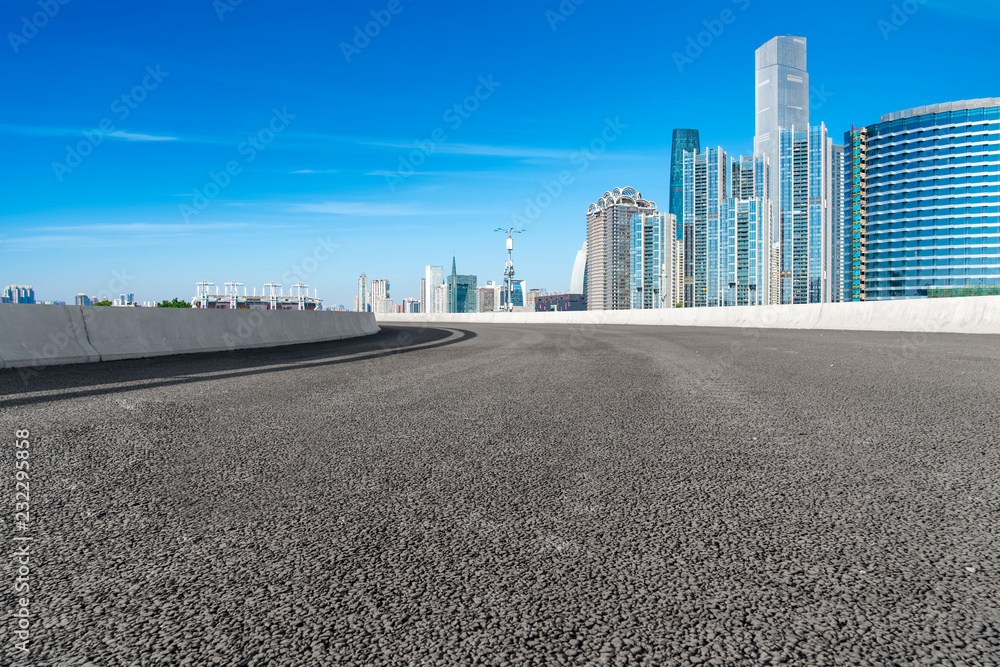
375,296 -> 1000,335
0,305 -> 380,369
0,304 -> 100,369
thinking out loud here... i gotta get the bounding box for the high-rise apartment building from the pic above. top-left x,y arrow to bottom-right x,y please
355,273 -> 368,312
370,279 -> 389,304
670,129 -> 701,241
831,143 -> 849,302
673,239 -> 684,307
778,124 -> 835,304
683,150 -> 728,307
3,285 -> 36,304
630,212 -> 678,309
845,99 -> 1000,300
75,293 -> 93,306
586,187 -> 656,310
419,278 -> 427,314
846,126 -> 870,301
755,35 -> 809,229
724,156 -> 773,306
433,283 -> 449,314
402,298 -> 420,314
424,265 -> 443,313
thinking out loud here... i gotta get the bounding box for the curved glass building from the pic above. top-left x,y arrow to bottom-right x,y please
846,99 -> 1000,300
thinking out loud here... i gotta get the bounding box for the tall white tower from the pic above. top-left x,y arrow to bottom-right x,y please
754,36 -> 809,242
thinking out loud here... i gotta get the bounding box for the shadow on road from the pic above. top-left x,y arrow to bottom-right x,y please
0,326 -> 475,407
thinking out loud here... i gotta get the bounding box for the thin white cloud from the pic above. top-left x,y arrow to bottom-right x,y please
37,222 -> 250,233
285,132 -> 577,160
0,123 -> 179,142
107,130 -> 178,142
361,139 -> 573,160
289,201 -> 479,217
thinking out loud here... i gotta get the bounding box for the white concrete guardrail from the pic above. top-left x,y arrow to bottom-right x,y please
375,295 -> 1000,335
0,304 -> 380,369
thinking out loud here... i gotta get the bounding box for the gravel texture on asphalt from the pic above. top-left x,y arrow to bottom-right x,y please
1,323 -> 998,666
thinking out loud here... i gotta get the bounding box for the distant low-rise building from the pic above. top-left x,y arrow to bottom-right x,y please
535,293 -> 586,312
3,285 -> 35,304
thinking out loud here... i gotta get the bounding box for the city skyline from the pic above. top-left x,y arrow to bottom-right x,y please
2,1 -> 999,305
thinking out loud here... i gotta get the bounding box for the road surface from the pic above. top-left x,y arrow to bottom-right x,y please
2,323 -> 998,665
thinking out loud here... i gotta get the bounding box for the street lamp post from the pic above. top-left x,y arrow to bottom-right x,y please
494,227 -> 524,312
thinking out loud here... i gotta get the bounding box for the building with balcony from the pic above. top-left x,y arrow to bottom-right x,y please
586,187 -> 657,310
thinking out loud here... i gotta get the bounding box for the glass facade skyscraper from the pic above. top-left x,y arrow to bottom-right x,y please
754,35 -> 810,232
846,99 -> 1000,300
447,257 -> 478,313
683,149 -> 728,307
670,129 -> 700,240
778,123 -> 834,304
630,212 -> 678,309
725,156 -> 772,306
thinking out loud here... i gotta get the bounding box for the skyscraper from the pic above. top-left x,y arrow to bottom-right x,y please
355,273 -> 368,312
630,212 -> 678,309
754,35 -> 809,228
424,265 -> 443,313
846,126 -> 869,301
368,278 -> 392,313
433,283 -> 449,314
724,156 -> 772,306
682,149 -> 728,307
447,256 -> 478,313
831,143 -> 849,302
586,187 -> 656,310
670,129 -> 700,240
419,278 -> 427,313
370,279 -> 388,302
846,99 -> 1000,300
778,124 -> 835,304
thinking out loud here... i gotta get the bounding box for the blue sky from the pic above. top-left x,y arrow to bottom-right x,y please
2,0 -> 998,305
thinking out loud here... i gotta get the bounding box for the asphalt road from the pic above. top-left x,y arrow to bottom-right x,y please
1,323 -> 998,666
